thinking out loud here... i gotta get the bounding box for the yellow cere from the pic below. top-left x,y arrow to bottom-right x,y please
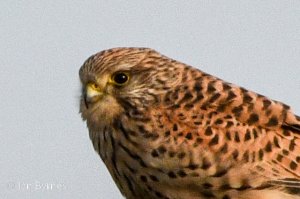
86,83 -> 102,98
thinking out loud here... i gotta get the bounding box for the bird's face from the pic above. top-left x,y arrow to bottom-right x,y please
79,68 -> 125,130
79,48 -> 180,131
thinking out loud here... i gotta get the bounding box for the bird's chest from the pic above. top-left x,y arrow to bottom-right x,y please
90,127 -> 152,198
92,129 -> 208,199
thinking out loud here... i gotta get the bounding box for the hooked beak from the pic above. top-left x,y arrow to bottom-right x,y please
83,83 -> 103,109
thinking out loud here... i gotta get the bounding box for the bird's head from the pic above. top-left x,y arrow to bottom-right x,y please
79,47 -> 181,130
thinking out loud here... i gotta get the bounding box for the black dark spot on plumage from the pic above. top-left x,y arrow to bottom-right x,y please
137,125 -> 149,134
149,175 -> 159,182
196,137 -> 203,143
168,151 -> 176,157
205,127 -> 213,136
163,92 -> 172,104
194,121 -> 201,125
155,191 -> 163,198
164,130 -> 170,137
200,105 -> 207,110
209,134 -> 219,146
252,129 -> 258,139
168,171 -> 177,178
226,121 -> 234,128
202,183 -> 213,189
178,113 -> 184,117
273,136 -> 280,148
209,93 -> 221,103
232,149 -> 239,160
283,129 -> 291,136
147,185 -> 153,191
265,141 -> 272,152
172,89 -> 179,100
223,83 -> 232,90
243,150 -> 249,162
244,129 -> 251,141
119,143 -> 147,167
211,168 -> 228,177
185,132 -> 193,140
194,82 -> 202,91
290,161 -> 297,170
193,137 -> 203,147
151,150 -> 159,157
157,146 -> 167,154
258,149 -> 264,160
220,143 -> 228,153
224,115 -> 232,119
177,152 -> 186,159
240,87 -> 248,93
243,93 -> 253,103
234,132 -> 240,143
282,149 -> 289,156
173,124 -> 178,131
177,113 -> 186,120
171,104 -> 180,109
223,195 -> 231,199
140,175 -> 147,182
202,158 -> 212,170
177,170 -> 187,177
226,91 -> 237,101
289,139 -> 296,151
225,131 -> 231,141
276,154 -> 283,162
232,106 -> 243,117
207,83 -> 216,93
256,166 -> 265,172
208,111 -> 216,118
184,103 -> 194,110
144,133 -> 159,141
188,164 -> 198,170
247,113 -> 259,125
263,99 -> 272,109
237,185 -> 253,191
266,116 -> 279,126
215,119 -> 223,125
181,92 -> 193,103
252,151 -> 256,162
193,93 -> 204,103
217,104 -> 227,112
123,175 -> 135,195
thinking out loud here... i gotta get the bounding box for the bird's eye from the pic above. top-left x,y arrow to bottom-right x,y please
111,72 -> 129,86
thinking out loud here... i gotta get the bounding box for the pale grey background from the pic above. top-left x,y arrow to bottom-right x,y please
1,1 -> 299,199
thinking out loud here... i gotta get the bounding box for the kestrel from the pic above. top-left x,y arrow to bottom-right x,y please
79,48 -> 300,199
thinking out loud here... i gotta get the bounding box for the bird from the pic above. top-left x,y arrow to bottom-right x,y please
79,47 -> 300,199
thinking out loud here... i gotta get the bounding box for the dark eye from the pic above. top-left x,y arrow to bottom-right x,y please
111,72 -> 129,85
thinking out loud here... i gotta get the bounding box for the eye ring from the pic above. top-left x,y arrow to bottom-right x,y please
111,72 -> 130,86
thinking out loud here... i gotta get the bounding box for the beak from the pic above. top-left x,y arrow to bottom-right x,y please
83,83 -> 103,109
